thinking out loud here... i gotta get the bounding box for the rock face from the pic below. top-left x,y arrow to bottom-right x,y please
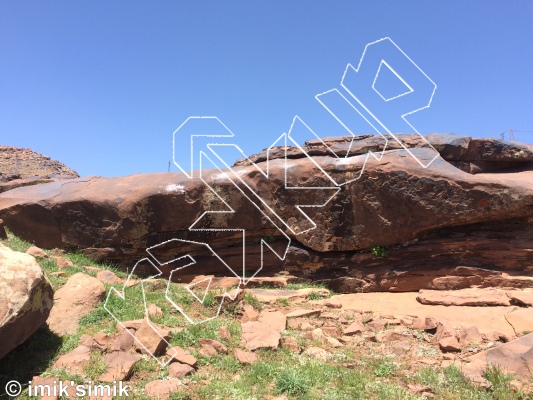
0,145 -> 78,193
0,134 -> 532,292
0,244 -> 54,359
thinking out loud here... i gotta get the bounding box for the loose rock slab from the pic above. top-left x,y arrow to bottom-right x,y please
0,243 -> 54,359
134,319 -> 172,356
244,288 -> 328,303
144,378 -> 184,399
47,272 -> 105,335
258,310 -> 287,332
234,348 -> 259,364
166,346 -> 197,367
240,321 -> 281,351
169,362 -> 194,378
416,288 -> 511,306
99,351 -> 141,382
285,309 -> 321,318
53,345 -> 92,374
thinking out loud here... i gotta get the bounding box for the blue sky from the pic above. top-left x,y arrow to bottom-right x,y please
1,1 -> 532,177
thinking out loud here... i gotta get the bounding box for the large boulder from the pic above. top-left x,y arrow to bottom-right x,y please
0,243 -> 54,359
0,134 -> 532,292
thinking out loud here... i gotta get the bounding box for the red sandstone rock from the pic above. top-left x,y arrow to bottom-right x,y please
439,336 -> 461,352
2,135 -> 533,294
53,346 -> 91,374
285,309 -> 321,318
96,270 -> 122,284
147,303 -> 163,317
99,351 -> 141,382
199,343 -> 217,357
134,319 -> 172,356
303,346 -> 332,361
144,379 -> 183,399
463,333 -> 533,384
240,321 -> 281,351
218,326 -> 232,340
417,288 -> 511,306
459,325 -> 483,346
168,362 -> 194,378
258,310 -> 287,332
198,338 -> 228,354
111,329 -> 135,352
47,273 -> 105,335
234,348 -> 258,364
344,321 -> 365,335
52,256 -> 73,268
504,308 -> 533,334
25,246 -> 48,258
281,336 -> 300,353
375,330 -> 406,343
166,346 -> 197,367
0,244 -> 54,359
241,304 -> 259,322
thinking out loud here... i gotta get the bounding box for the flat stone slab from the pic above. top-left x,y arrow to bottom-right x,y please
416,288 -> 511,306
240,321 -> 280,350
244,288 -> 328,303
285,309 -> 322,318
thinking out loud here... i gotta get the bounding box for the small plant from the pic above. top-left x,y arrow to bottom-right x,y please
484,365 -> 513,388
308,290 -> 329,300
414,330 -> 424,341
374,361 -> 398,377
261,235 -> 276,244
243,293 -> 263,310
276,370 -> 310,395
83,352 -> 108,380
275,298 -> 290,307
202,292 -> 216,307
416,346 -> 438,357
371,245 -> 388,257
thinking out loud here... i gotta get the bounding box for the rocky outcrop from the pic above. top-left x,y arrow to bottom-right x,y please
0,243 -> 54,359
0,145 -> 78,193
0,134 -> 532,292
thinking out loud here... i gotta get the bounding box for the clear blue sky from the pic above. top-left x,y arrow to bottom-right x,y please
1,1 -> 532,177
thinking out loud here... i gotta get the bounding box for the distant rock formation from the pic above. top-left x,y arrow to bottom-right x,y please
0,146 -> 79,193
0,134 -> 532,293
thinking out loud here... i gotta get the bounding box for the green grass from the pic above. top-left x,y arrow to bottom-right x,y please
308,290 -> 330,300
373,360 -> 400,377
285,282 -> 330,291
275,297 -> 290,307
242,293 -> 263,310
276,368 -> 311,395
